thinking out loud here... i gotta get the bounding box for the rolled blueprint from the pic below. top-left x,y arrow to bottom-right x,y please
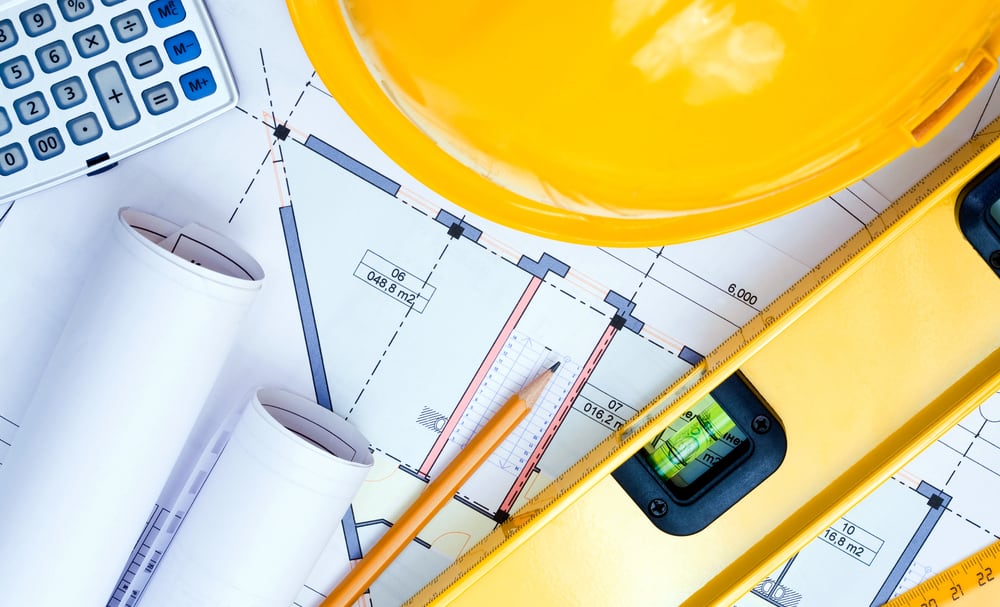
138,388 -> 373,607
0,208 -> 263,607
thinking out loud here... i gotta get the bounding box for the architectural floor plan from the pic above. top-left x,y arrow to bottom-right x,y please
0,2 -> 998,606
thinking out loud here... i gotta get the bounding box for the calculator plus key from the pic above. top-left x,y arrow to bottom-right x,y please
89,62 -> 139,129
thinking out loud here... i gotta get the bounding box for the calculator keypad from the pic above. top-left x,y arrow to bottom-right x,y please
0,0 -> 236,200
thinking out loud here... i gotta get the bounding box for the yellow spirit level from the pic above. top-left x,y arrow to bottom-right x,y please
403,119 -> 1000,606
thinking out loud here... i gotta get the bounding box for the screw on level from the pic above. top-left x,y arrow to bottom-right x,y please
647,498 -> 668,518
751,415 -> 771,434
990,250 -> 1000,269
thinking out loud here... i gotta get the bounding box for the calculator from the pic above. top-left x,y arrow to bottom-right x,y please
0,0 -> 237,202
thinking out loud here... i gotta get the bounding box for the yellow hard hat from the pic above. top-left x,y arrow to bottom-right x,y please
288,1 -> 1000,246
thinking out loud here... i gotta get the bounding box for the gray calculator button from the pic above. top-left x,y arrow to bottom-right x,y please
0,19 -> 18,52
20,4 -> 56,37
74,25 -> 110,58
29,127 -> 65,160
14,92 -> 49,125
141,82 -> 177,115
36,40 -> 72,74
1,56 -> 34,89
67,112 -> 102,145
58,0 -> 94,21
89,62 -> 139,129
111,10 -> 146,43
0,108 -> 10,136
0,143 -> 27,176
126,46 -> 162,79
51,76 -> 87,109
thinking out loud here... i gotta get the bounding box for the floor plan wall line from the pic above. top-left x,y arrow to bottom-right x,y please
280,203 -> 333,409
870,482 -> 952,606
417,277 -> 541,478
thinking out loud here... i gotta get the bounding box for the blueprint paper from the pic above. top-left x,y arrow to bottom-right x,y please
0,1 -> 998,606
0,208 -> 262,607
139,389 -> 372,607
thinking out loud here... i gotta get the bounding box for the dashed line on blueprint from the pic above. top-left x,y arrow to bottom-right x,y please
350,242 -> 453,413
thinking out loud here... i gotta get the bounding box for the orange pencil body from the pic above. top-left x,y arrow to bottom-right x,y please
323,365 -> 557,607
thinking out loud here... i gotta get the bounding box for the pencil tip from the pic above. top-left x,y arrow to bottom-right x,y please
549,361 -> 561,373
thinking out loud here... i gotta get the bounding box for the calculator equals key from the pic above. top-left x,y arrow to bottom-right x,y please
0,0 -> 237,201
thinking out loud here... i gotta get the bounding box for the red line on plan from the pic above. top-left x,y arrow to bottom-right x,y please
418,276 -> 543,478
498,322 -> 618,514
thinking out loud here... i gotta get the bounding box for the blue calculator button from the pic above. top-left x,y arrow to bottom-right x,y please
0,20 -> 18,52
67,112 -> 102,145
101,0 -> 126,5
164,30 -> 200,64
58,0 -> 94,21
13,92 -> 49,125
74,25 -> 110,58
111,9 -> 147,43
149,0 -> 185,28
29,128 -> 65,161
1,56 -> 34,89
179,66 -> 215,101
36,40 -> 72,74
0,143 -> 27,176
52,76 -> 87,109
20,4 -> 56,37
0,108 -> 11,136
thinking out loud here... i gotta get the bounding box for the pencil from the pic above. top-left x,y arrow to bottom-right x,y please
322,361 -> 561,607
